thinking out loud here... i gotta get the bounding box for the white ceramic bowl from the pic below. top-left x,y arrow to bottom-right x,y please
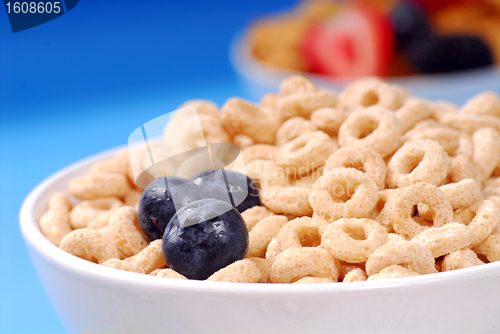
20,146 -> 500,334
230,31 -> 500,105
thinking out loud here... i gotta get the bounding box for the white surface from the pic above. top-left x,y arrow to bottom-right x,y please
20,146 -> 500,334
230,31 -> 500,105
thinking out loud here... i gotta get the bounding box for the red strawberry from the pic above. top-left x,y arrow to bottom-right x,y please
301,7 -> 394,77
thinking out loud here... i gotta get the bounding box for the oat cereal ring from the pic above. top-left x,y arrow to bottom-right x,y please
461,91 -> 500,117
106,207 -> 149,259
410,223 -> 473,258
450,155 -> 476,183
270,247 -> 340,283
293,277 -> 336,284
265,237 -> 282,264
374,189 -> 398,232
279,74 -> 317,95
276,131 -> 336,176
338,106 -> 402,158
69,197 -> 124,230
322,218 -> 388,263
438,179 -> 480,210
453,201 -> 481,225
156,269 -> 188,279
123,239 -> 166,274
473,225 -> 500,262
338,261 -> 365,281
467,200 -> 500,247
391,183 -> 454,239
242,144 -> 278,165
388,233 -> 406,243
386,139 -> 449,189
59,228 -> 119,264
68,173 -> 129,200
207,259 -> 261,283
276,90 -> 337,121
407,127 -> 460,156
275,117 -> 317,146
337,77 -> 408,111
309,168 -> 379,223
124,189 -> 142,210
442,248 -> 485,271
343,268 -> 368,282
241,206 -> 276,231
402,119 -> 438,140
260,181 -> 313,216
395,98 -> 433,133
198,113 -> 232,144
310,107 -> 348,136
220,98 -> 279,144
248,257 -> 272,283
276,217 -> 329,252
455,132 -> 474,159
325,147 -> 386,190
101,258 -> 145,274
39,192 -> 72,246
178,99 -> 220,119
365,241 -> 435,276
233,135 -> 254,150
367,265 -> 420,281
247,216 -> 288,258
441,113 -> 500,135
260,92 -> 280,111
484,178 -> 500,198
473,127 -> 500,183
89,149 -> 131,178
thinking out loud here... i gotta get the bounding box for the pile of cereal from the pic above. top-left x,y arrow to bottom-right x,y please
40,75 -> 500,283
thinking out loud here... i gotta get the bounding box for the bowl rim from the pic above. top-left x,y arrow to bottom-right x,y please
19,144 -> 500,297
229,28 -> 500,92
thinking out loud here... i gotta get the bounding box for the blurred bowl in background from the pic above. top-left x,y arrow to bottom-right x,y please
230,30 -> 500,104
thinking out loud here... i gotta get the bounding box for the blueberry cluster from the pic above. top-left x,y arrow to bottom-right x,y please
391,1 -> 493,73
138,170 -> 259,279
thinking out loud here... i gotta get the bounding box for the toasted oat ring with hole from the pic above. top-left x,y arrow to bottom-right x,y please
247,216 -> 288,258
395,98 -> 433,133
279,74 -> 318,95
310,107 -> 348,136
467,199 -> 500,247
59,228 -> 119,264
68,173 -> 129,200
410,222 -> 473,258
365,241 -> 435,276
367,265 -> 420,281
441,113 -> 500,135
321,218 -> 388,263
386,139 -> 449,189
69,197 -> 124,229
276,131 -> 337,177
275,117 -> 317,146
473,226 -> 500,262
406,127 -> 460,156
391,182 -> 454,239
472,127 -> 500,183
325,147 -> 386,190
309,168 -> 379,223
442,248 -> 484,271
106,206 -> 149,259
276,90 -> 337,121
270,247 -> 340,283
439,178 -> 480,210
260,184 -> 313,216
276,216 -> 329,252
338,77 -> 408,111
241,206 -> 276,232
338,106 -> 401,158
242,144 -> 278,165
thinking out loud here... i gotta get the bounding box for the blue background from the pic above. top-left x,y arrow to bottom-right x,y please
0,1 -> 298,332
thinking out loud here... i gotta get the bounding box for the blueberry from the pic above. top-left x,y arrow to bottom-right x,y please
138,176 -> 206,241
406,34 -> 493,74
390,1 -> 432,50
162,198 -> 249,280
190,169 -> 260,213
